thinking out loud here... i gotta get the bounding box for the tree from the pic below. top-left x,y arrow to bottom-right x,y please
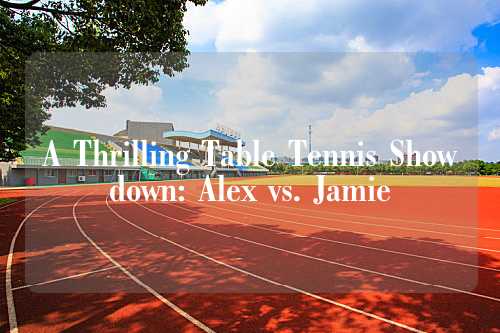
0,0 -> 206,161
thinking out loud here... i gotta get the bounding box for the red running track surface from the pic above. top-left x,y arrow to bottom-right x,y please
1,180 -> 499,332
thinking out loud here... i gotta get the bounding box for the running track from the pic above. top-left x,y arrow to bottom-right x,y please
1,180 -> 499,332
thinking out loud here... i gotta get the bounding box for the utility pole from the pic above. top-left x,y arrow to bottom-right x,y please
308,124 -> 312,154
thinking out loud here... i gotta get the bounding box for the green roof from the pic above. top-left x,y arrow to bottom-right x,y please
21,129 -> 115,161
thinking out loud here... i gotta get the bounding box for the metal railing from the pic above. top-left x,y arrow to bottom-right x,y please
18,156 -> 205,170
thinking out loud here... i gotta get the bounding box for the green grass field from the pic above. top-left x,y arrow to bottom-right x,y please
227,175 -> 500,187
0,198 -> 16,205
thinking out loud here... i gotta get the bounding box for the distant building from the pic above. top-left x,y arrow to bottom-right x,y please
114,120 -> 175,145
0,120 -> 267,186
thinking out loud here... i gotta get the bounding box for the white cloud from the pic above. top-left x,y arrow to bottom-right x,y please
479,67 -> 500,91
47,84 -> 165,135
314,73 -> 479,158
185,0 -> 500,52
211,53 -> 488,159
214,53 -> 288,129
479,67 -> 500,118
317,53 -> 415,103
183,1 -> 221,46
45,53 -> 500,161
488,127 -> 500,141
313,66 -> 500,160
478,67 -> 500,158
347,35 -> 375,52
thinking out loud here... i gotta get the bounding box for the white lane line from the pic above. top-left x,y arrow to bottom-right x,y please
164,199 -> 500,273
135,200 -> 500,303
484,236 -> 500,240
73,195 -> 215,333
6,196 -> 60,333
0,199 -> 27,211
106,198 -> 425,333
182,193 -> 500,254
215,199 -> 475,239
256,200 -> 500,232
12,266 -> 119,291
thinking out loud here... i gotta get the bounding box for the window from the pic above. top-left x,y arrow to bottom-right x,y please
87,169 -> 97,176
67,169 -> 78,176
42,169 -> 55,177
104,169 -> 114,176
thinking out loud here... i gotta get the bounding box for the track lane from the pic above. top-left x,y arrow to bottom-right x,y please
0,199 -> 27,211
3,187 -> 208,333
3,180 -> 499,332
185,180 -> 500,238
3,186 -> 91,333
105,196 -> 427,333
171,195 -> 499,273
5,196 -> 60,333
131,199 -> 500,302
73,194 -> 215,333
151,197 -> 500,303
4,187 -> 215,333
182,190 -> 500,254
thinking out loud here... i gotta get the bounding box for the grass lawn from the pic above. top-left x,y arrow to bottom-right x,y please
0,198 -> 16,205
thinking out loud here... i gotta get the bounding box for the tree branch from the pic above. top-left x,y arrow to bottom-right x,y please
52,13 -> 75,35
0,0 -> 41,9
0,0 -> 85,16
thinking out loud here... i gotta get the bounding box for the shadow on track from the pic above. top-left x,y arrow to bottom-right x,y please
1,193 -> 499,332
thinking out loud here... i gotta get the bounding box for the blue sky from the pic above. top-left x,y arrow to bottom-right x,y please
49,0 -> 500,161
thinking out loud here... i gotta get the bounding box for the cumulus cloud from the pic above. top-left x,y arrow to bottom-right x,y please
488,127 -> 500,141
211,53 -> 417,149
314,73 -> 479,159
479,66 -> 500,119
317,53 -> 415,104
185,0 -> 500,52
214,53 -> 286,128
45,55 -> 499,160
47,84 -> 165,135
209,53 -> 488,159
477,66 -> 500,158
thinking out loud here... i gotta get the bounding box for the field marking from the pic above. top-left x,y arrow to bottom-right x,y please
134,200 -> 500,303
12,265 -> 119,291
106,198 -> 425,333
182,193 -> 500,254
6,196 -> 60,333
164,198 -> 500,273
0,199 -> 27,211
73,195 -> 215,333
484,236 -> 500,240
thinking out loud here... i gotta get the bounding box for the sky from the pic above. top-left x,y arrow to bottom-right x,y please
48,0 -> 500,161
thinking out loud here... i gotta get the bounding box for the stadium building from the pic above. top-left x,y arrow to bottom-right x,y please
0,121 -> 267,186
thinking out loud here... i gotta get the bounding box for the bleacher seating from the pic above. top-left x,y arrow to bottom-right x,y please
17,126 -> 267,179
135,141 -> 191,167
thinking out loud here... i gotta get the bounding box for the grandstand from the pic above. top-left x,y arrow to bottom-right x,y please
0,121 -> 267,186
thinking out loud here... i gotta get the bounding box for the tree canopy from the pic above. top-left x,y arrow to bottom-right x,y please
0,0 -> 206,161
266,160 -> 500,176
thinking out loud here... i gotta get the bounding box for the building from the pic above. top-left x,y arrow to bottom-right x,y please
0,121 -> 267,187
114,120 -> 175,145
